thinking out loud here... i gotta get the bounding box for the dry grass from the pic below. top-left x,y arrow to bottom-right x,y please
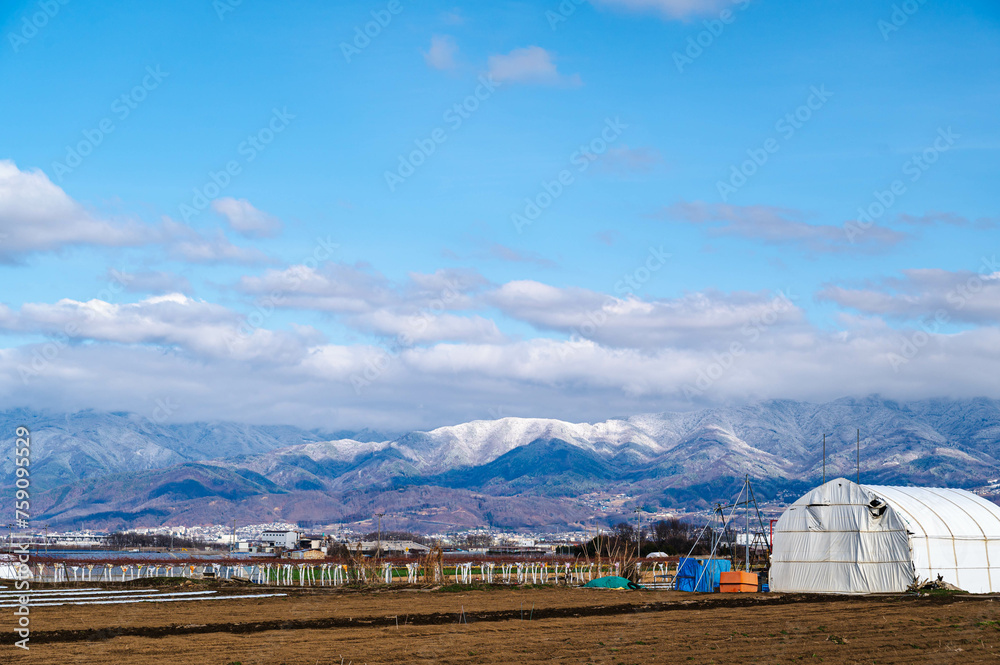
9,585 -> 1000,664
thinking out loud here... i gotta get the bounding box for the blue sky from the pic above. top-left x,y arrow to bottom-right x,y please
1,0 -> 998,430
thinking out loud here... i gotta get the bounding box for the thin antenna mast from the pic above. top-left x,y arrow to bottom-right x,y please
856,429 -> 860,484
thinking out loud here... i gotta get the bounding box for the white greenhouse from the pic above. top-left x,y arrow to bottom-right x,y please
771,477 -> 1000,594
0,554 -> 20,580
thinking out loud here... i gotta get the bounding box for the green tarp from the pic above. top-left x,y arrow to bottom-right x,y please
583,575 -> 642,589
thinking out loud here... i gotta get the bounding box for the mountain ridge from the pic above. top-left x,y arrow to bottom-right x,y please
4,395 -> 1000,530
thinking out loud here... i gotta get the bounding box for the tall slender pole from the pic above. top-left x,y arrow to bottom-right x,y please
745,475 -> 750,572
822,433 -> 826,484
375,512 -> 386,559
634,508 -> 641,559
857,429 -> 861,484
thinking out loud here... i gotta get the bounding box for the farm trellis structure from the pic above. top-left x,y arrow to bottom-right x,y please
13,555 -> 677,588
680,475 -> 772,591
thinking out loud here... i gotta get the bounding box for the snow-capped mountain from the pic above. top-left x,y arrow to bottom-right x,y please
6,396 -> 1000,529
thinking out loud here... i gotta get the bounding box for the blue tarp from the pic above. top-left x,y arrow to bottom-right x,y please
675,558 -> 731,592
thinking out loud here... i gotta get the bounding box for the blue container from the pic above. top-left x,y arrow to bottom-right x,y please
676,557 -> 732,592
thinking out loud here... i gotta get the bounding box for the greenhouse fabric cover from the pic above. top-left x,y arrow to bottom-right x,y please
583,576 -> 640,589
771,478 -> 1000,594
0,554 -> 18,580
676,558 -> 731,592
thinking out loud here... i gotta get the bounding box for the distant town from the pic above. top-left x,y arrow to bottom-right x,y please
6,509 -> 779,561
5,522 -> 625,558
13,480 -> 1000,557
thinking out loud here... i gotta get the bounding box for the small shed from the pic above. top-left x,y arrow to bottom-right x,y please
771,477 -> 1000,594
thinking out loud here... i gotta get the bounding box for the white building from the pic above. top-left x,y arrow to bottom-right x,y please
771,478 -> 1000,594
345,540 -> 430,557
52,533 -> 106,547
260,530 -> 299,548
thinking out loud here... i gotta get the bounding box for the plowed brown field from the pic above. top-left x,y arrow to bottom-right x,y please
6,583 -> 1000,664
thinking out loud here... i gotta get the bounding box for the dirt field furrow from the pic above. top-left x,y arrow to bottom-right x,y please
6,584 -> 1000,664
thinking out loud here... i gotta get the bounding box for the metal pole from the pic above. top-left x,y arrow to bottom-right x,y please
822,433 -> 826,484
745,476 -> 750,572
857,429 -> 860,484
375,512 -> 386,559
634,508 -> 641,559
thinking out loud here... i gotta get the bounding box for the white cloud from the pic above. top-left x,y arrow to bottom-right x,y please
3,252 -> 1000,430
160,217 -> 272,265
351,310 -> 506,345
480,243 -> 556,268
894,211 -> 999,230
237,263 -> 492,345
401,268 -> 489,308
488,281 -> 804,349
662,200 -> 908,254
2,273 -> 1000,429
0,161 -> 271,265
238,264 -> 486,314
590,0 -> 733,20
423,35 -> 458,71
211,197 -> 282,238
486,47 -> 581,87
818,266 -> 1000,324
0,160 -> 151,260
237,263 -> 395,313
0,293 -> 320,362
3,321 -> 1000,431
595,145 -> 663,174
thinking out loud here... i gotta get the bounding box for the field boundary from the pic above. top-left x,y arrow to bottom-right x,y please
26,591 -> 990,644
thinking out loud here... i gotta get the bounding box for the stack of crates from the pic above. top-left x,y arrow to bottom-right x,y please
719,570 -> 758,592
